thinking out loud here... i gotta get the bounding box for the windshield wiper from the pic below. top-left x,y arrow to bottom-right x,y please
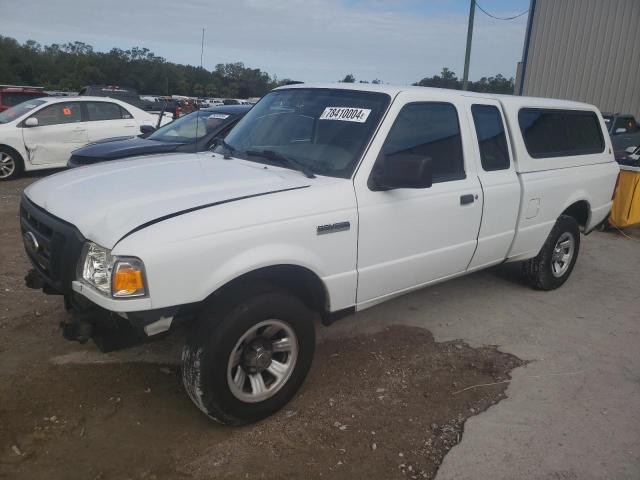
245,149 -> 316,178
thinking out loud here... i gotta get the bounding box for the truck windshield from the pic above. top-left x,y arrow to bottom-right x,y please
220,88 -> 390,178
148,110 -> 231,143
0,99 -> 47,123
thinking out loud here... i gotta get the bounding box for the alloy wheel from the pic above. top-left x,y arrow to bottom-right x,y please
227,319 -> 299,403
551,232 -> 575,277
0,153 -> 15,179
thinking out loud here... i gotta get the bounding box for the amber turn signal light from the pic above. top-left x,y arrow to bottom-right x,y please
112,259 -> 147,297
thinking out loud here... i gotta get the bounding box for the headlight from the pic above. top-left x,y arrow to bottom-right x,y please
78,242 -> 147,298
79,242 -> 113,295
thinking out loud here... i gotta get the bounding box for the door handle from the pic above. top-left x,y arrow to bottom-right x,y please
73,127 -> 86,132
460,194 -> 475,205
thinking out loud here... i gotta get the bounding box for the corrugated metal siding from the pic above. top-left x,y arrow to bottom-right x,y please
522,0 -> 640,118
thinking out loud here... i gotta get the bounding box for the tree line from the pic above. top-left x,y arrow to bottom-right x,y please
0,36 -> 514,97
340,67 -> 514,94
0,36 -> 285,98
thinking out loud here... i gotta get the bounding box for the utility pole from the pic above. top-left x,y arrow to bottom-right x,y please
200,28 -> 205,68
462,0 -> 476,91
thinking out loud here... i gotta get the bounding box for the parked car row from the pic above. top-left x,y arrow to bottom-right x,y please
68,105 -> 250,167
0,96 -> 173,180
19,83 -> 618,425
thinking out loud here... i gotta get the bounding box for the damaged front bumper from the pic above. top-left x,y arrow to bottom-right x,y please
25,268 -> 194,352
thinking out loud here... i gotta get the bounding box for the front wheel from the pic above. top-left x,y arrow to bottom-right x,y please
522,215 -> 581,290
181,285 -> 315,425
0,147 -> 24,181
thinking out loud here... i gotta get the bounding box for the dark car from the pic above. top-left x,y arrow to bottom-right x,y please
603,113 -> 640,152
68,105 -> 251,168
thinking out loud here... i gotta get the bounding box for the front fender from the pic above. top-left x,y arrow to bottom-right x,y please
203,243 -> 330,305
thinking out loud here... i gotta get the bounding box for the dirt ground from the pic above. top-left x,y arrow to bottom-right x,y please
1,172 -> 524,480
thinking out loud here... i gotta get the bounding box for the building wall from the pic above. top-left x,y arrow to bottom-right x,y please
520,0 -> 640,118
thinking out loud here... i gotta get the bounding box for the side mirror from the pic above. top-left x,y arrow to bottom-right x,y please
139,124 -> 155,135
371,153 -> 433,191
615,127 -> 627,134
24,117 -> 39,128
210,136 -> 222,149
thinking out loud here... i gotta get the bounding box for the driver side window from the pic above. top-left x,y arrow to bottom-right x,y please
381,102 -> 465,183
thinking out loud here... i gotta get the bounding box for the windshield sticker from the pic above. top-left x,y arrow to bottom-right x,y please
23,104 -> 38,109
208,113 -> 230,120
319,107 -> 371,123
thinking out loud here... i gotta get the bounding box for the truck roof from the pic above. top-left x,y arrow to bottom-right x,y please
275,82 -> 597,111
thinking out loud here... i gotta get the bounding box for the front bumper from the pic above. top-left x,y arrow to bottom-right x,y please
62,288 -> 182,351
25,269 -> 184,352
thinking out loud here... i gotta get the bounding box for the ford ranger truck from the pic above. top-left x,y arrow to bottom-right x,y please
20,84 -> 619,425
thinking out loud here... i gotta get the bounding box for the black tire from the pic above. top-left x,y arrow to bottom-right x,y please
0,146 -> 24,181
522,215 -> 581,290
181,284 -> 316,425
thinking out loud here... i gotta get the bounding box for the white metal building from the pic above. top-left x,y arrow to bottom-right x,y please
516,0 -> 640,118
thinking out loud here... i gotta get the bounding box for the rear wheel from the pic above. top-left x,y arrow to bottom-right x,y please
0,147 -> 24,181
523,215 -> 580,290
181,285 -> 315,425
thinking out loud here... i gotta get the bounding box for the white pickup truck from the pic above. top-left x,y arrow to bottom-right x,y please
20,84 -> 618,424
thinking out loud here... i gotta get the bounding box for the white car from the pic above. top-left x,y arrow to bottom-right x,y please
21,84 -> 618,425
0,96 -> 167,180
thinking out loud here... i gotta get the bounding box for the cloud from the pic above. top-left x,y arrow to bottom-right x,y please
2,0 -> 528,84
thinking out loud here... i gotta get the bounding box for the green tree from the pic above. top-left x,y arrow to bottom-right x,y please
0,36 -> 280,97
413,67 -> 514,94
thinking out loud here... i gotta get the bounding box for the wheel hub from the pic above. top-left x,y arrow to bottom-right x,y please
551,232 -> 575,278
242,338 -> 273,374
0,153 -> 16,179
227,319 -> 299,403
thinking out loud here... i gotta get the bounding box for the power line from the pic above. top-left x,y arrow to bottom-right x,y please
475,1 -> 529,21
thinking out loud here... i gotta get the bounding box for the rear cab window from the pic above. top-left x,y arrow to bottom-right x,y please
518,108 -> 605,158
471,104 -> 510,171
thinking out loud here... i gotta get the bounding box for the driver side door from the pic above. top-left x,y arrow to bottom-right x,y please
354,98 -> 483,306
22,102 -> 88,166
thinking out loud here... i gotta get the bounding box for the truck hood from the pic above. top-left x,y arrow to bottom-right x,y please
24,153 -> 311,248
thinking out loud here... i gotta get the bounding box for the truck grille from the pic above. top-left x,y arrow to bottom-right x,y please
20,196 -> 85,294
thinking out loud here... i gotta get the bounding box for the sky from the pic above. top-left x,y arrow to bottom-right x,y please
1,0 -> 531,85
